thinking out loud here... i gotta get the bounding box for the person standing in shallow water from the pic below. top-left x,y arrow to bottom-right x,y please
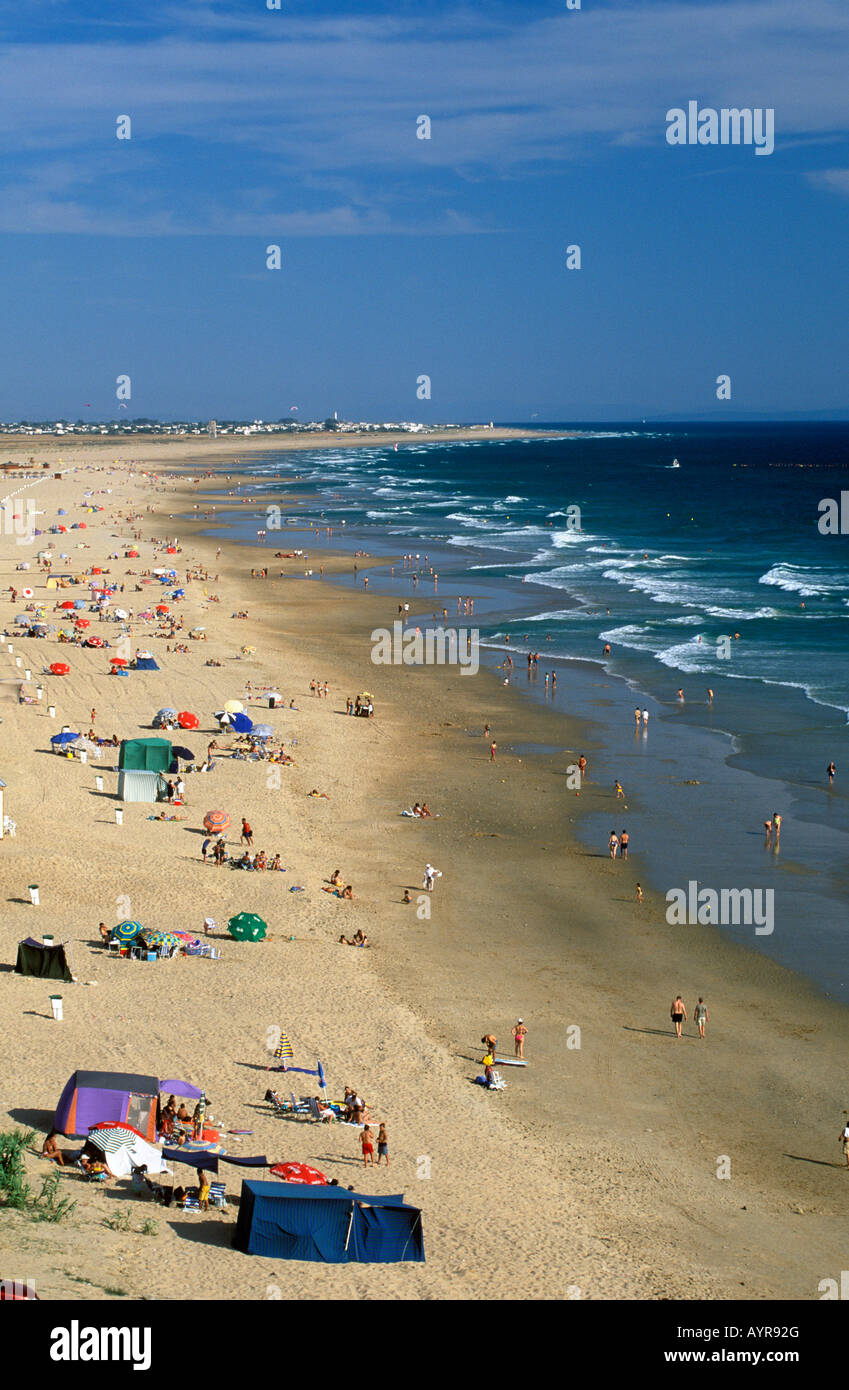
670,995 -> 686,1039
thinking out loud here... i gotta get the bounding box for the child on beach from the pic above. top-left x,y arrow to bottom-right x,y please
197,1168 -> 210,1212
636,883 -> 643,903
694,998 -> 709,1039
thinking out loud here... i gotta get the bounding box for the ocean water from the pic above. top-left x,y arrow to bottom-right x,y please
211,423 -> 849,997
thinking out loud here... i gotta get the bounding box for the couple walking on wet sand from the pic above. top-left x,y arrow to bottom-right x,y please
670,995 -> 709,1039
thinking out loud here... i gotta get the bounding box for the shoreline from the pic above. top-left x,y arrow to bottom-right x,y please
0,442 -> 846,1302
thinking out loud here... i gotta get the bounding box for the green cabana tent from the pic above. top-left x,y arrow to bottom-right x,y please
118,738 -> 173,772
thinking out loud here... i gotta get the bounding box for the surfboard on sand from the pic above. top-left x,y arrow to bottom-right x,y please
493,1057 -> 527,1067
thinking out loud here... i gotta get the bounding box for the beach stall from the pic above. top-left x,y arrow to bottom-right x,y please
53,1070 -> 161,1140
233,1182 -> 425,1263
117,737 -> 173,802
14,937 -> 74,982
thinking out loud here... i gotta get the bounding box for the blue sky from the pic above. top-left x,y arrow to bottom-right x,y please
1,0 -> 847,421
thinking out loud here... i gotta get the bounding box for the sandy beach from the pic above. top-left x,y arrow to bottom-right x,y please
0,438 -> 846,1303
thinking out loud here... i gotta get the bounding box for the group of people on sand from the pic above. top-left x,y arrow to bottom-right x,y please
669,995 -> 709,1039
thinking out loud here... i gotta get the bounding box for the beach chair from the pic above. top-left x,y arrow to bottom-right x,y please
308,1097 -> 335,1124
290,1092 -> 311,1118
107,939 -> 121,956
209,1182 -> 227,1209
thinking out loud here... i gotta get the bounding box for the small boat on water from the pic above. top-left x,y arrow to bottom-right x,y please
671,458 -> 680,468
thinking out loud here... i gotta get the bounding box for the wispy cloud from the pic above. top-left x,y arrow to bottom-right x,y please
0,0 -> 847,234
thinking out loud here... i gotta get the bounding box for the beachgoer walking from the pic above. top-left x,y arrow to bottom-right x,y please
490,741 -> 497,760
636,882 -> 643,903
619,829 -> 629,858
608,830 -> 619,859
512,1019 -> 527,1058
615,779 -> 625,800
694,997 -> 709,1039
376,1123 -> 389,1166
423,863 -> 440,891
670,994 -> 687,1039
360,1125 -> 375,1166
635,707 -> 641,725
641,709 -> 649,727
578,755 -> 587,781
827,761 -> 836,784
241,818 -> 253,847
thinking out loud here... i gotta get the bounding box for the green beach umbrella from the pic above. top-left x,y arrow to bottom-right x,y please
228,912 -> 268,942
112,919 -> 144,943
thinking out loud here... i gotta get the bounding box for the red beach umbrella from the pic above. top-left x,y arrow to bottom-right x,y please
86,637 -> 104,648
165,547 -> 177,554
90,567 -> 102,575
110,657 -> 128,667
270,1162 -> 328,1185
74,618 -> 90,629
49,662 -> 70,675
156,604 -> 169,613
58,601 -> 75,610
203,810 -> 230,834
177,711 -> 199,729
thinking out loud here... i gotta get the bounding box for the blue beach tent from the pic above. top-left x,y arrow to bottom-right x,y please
233,1181 -> 425,1264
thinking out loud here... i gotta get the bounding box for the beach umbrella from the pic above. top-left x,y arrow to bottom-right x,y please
171,931 -> 201,945
74,618 -> 90,629
142,930 -> 182,953
85,637 -> 105,648
172,588 -> 185,597
78,522 -> 87,529
73,599 -> 86,609
228,912 -> 268,942
270,1162 -> 327,1186
21,587 -> 34,599
58,600 -> 75,610
14,615 -> 30,625
110,657 -> 128,667
90,567 -> 102,575
112,919 -> 144,943
203,810 -> 230,834
156,604 -> 169,613
177,711 -> 199,729
49,662 -> 70,675
154,707 -> 177,725
171,745 -> 195,761
51,731 -> 80,747
223,700 -> 244,714
165,547 -> 177,554
250,724 -> 273,739
230,712 -> 253,733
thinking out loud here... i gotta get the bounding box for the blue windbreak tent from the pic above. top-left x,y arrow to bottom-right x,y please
233,1180 -> 424,1263
135,656 -> 160,671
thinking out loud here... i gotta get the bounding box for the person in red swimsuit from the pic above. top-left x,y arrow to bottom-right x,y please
360,1125 -> 375,1165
